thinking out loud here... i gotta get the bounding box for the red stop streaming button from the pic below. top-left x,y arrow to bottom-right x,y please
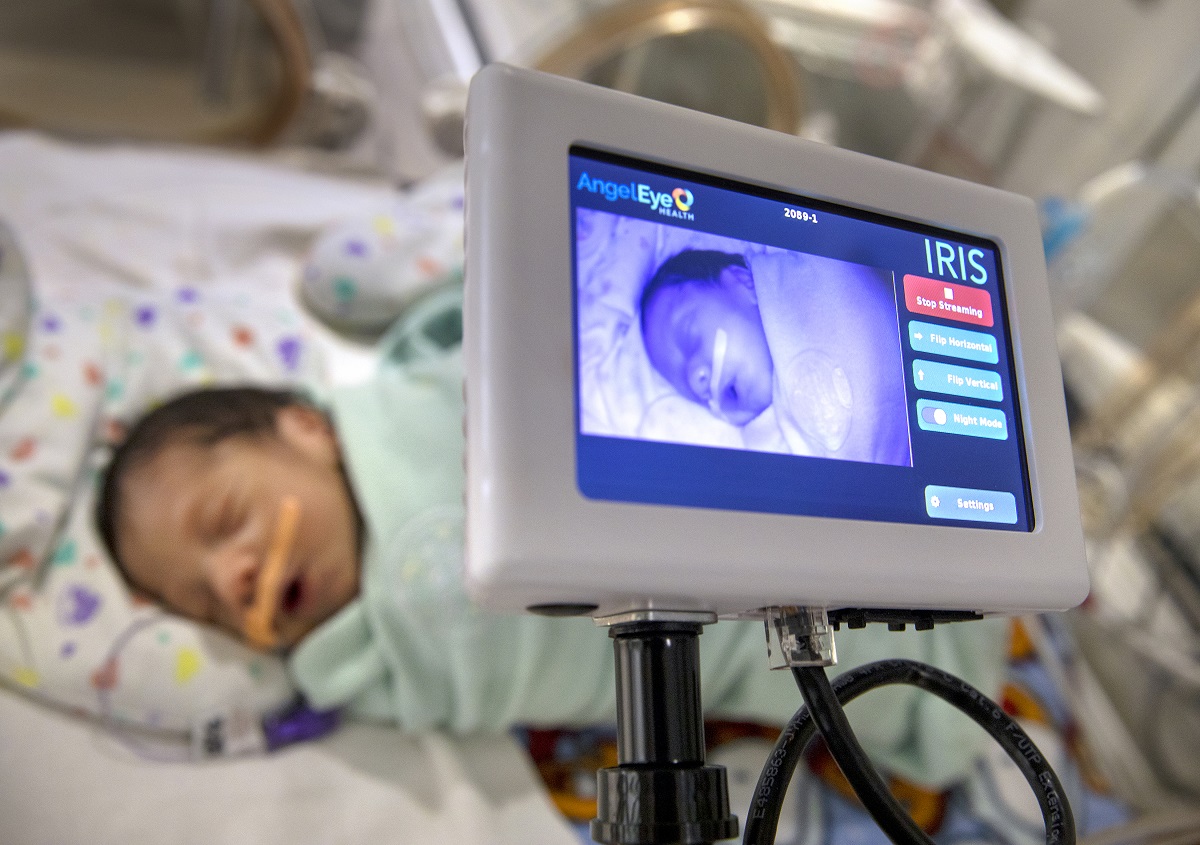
903,275 -> 993,327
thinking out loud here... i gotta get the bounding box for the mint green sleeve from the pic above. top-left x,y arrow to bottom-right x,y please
288,572 -> 404,723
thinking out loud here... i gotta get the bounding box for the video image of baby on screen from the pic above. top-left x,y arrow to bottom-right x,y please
576,208 -> 912,466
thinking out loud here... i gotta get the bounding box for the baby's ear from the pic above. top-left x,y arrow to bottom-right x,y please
276,404 -> 339,465
722,264 -> 757,302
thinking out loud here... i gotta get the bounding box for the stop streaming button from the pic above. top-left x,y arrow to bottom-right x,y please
903,275 -> 993,327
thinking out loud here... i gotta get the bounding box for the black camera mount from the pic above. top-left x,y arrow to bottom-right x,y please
591,612 -> 738,845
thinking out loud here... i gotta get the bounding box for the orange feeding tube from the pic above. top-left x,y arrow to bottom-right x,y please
244,495 -> 301,650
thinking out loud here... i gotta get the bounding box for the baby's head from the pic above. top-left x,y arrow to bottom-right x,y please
96,387 -> 362,651
639,250 -> 774,426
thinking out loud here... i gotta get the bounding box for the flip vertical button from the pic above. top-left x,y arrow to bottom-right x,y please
913,360 -> 1003,402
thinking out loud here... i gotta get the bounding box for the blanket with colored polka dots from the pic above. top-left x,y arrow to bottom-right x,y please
0,241 -> 311,733
0,131 -> 402,740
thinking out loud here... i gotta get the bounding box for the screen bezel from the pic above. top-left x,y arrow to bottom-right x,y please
464,64 -> 1088,618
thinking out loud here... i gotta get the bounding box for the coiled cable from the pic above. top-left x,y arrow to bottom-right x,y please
743,658 -> 1074,845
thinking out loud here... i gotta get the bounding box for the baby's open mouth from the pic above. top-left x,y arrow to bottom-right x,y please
282,577 -> 304,615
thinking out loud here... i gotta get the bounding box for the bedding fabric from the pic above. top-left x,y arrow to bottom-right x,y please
0,685 -> 578,845
0,131 -> 400,732
0,277 -> 309,732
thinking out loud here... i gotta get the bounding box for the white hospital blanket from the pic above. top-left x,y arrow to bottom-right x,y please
0,687 -> 576,845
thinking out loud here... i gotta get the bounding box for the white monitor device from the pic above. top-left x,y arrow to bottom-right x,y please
463,63 -> 1088,620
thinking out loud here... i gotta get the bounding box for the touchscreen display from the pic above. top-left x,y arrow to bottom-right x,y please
571,146 -> 1032,531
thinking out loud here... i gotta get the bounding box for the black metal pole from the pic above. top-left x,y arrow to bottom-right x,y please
591,620 -> 739,845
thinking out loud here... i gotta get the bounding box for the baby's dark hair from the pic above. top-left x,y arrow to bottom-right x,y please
95,386 -> 314,569
638,250 -> 748,330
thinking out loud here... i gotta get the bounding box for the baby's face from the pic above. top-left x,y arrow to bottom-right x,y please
114,406 -> 361,650
642,265 -> 774,426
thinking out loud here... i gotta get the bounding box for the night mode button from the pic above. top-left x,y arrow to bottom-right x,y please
926,486 -> 1017,524
916,399 -> 1008,440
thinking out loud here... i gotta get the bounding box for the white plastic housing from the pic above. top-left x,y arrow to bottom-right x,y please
463,64 -> 1088,618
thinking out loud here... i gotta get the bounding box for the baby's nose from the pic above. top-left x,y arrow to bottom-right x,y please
208,545 -> 260,612
688,362 -> 712,401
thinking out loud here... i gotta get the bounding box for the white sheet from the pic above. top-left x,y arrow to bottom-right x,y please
0,687 -> 577,845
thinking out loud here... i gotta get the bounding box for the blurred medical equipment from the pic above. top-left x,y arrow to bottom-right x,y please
0,0 -> 371,149
396,0 -> 1100,182
535,0 -> 804,135
1054,162 -> 1200,806
0,0 -> 1102,190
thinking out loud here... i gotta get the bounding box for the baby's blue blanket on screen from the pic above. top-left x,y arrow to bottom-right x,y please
748,251 -> 911,465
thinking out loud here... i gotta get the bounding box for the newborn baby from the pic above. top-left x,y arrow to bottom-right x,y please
639,247 -> 910,465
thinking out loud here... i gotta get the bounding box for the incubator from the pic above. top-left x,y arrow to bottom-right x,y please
1052,163 -> 1200,804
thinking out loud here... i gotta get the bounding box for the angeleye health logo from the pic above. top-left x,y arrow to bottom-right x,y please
575,172 -> 696,221
671,188 -> 694,213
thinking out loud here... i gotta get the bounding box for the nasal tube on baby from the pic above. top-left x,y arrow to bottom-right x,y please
709,327 -> 729,419
244,496 -> 301,650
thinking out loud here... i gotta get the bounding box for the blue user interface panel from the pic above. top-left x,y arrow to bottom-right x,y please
571,146 -> 1032,531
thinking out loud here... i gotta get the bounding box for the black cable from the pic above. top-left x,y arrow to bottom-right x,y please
741,662 -> 930,845
793,664 -> 935,845
743,658 -> 1075,845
